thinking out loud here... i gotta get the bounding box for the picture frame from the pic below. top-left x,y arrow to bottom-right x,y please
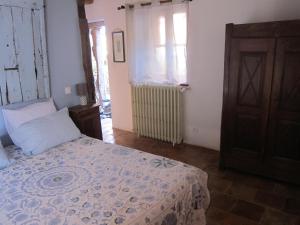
112,31 -> 125,62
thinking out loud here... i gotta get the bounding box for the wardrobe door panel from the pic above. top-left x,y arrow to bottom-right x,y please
266,38 -> 300,184
222,39 -> 275,171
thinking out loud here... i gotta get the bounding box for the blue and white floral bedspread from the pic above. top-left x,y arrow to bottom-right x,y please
0,136 -> 210,225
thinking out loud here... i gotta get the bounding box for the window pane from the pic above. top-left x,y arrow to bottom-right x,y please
173,13 -> 187,45
155,46 -> 166,75
174,45 -> 187,83
159,16 -> 166,45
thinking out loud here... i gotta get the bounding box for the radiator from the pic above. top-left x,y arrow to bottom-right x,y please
132,85 -> 183,145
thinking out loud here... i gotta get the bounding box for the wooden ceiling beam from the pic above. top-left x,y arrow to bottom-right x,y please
84,0 -> 94,4
77,0 -> 93,6
76,0 -> 96,103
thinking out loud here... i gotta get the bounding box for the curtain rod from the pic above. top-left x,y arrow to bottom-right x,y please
117,0 -> 192,10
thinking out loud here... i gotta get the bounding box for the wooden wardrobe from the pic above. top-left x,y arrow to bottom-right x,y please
220,20 -> 300,185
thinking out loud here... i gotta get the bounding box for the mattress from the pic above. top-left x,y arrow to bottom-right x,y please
0,136 -> 210,225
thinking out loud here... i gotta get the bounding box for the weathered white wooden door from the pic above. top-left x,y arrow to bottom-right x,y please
0,0 -> 49,105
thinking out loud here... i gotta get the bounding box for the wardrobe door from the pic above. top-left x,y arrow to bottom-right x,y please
221,39 -> 275,173
266,38 -> 300,184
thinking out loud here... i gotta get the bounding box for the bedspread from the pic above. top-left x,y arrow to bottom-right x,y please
0,136 -> 210,225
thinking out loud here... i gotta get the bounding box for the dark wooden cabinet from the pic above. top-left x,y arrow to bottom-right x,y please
220,20 -> 300,185
69,104 -> 103,140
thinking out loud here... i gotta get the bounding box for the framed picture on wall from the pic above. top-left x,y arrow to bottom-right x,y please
112,31 -> 125,62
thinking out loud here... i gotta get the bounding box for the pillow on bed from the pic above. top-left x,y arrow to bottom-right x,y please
10,108 -> 81,156
2,98 -> 57,136
0,141 -> 10,169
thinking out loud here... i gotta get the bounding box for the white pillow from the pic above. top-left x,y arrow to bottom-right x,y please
11,108 -> 81,155
2,99 -> 57,136
0,141 -> 10,169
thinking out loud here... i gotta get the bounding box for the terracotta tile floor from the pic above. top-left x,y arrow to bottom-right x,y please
101,119 -> 300,225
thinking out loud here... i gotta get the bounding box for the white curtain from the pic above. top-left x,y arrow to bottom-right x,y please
127,1 -> 188,85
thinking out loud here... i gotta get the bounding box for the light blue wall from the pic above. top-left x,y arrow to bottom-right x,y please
45,0 -> 85,109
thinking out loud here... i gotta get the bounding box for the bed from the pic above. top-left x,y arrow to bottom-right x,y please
0,136 -> 210,225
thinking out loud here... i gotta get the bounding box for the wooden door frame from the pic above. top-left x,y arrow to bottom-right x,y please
77,0 -> 96,103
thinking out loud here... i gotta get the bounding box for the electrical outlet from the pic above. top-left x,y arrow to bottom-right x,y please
65,86 -> 72,95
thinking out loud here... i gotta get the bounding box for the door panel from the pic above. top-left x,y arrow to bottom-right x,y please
278,52 -> 300,112
266,38 -> 300,183
222,38 -> 275,172
234,114 -> 260,152
273,120 -> 300,160
237,53 -> 266,107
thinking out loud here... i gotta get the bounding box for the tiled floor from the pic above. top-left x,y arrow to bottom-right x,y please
100,121 -> 300,225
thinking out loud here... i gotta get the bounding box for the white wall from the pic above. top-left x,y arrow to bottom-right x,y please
85,0 -> 133,131
86,0 -> 300,150
185,0 -> 300,150
46,0 -> 85,109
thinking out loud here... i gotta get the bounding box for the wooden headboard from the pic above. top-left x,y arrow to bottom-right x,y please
0,0 -> 50,106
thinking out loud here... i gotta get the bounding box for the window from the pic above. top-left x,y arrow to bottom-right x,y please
127,3 -> 188,85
